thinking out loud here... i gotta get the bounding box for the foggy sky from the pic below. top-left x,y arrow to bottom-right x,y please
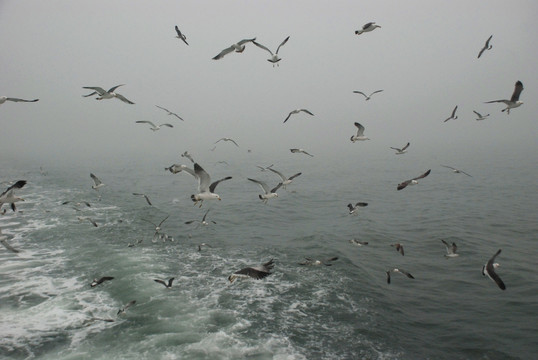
1,0 -> 537,167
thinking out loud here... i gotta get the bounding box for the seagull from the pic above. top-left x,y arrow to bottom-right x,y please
62,200 -> 91,208
90,276 -> 114,287
347,202 -> 368,215
248,178 -> 282,203
283,109 -> 314,123
90,173 -> 105,196
350,122 -> 370,142
179,163 -> 232,207
0,96 -> 39,105
0,233 -> 19,253
78,216 -> 98,227
198,243 -> 212,251
142,215 -> 169,241
390,142 -> 410,155
155,105 -> 184,121
228,259 -> 275,283
215,137 -> 239,147
290,148 -> 314,157
397,169 -> 431,190
181,151 -> 195,163
132,193 -> 152,206
482,249 -> 506,290
0,180 -> 26,212
355,22 -> 381,35
136,120 -> 173,131
441,165 -> 472,177
174,25 -> 188,45
386,268 -> 414,284
117,300 -> 136,315
485,81 -> 524,114
299,257 -> 338,266
185,209 -> 216,226
473,110 -> 490,121
154,277 -> 175,288
252,36 -> 290,67
82,85 -> 134,104
349,239 -> 368,246
477,35 -> 493,59
268,168 -> 301,189
353,90 -> 383,101
256,164 -> 274,172
212,38 -> 256,60
391,243 -> 405,256
164,163 -> 184,174
443,106 -> 458,122
441,239 -> 459,258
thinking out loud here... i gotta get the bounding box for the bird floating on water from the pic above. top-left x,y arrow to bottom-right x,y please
248,178 -> 282,203
136,120 -> 174,131
299,257 -> 339,266
350,122 -> 369,142
473,110 -> 490,121
0,180 -> 26,212
252,36 -> 290,67
477,35 -> 493,59
284,109 -> 314,123
174,25 -> 188,45
441,240 -> 459,258
82,85 -> 134,104
353,90 -> 383,101
212,38 -> 256,60
355,22 -> 381,35
485,81 -> 524,114
228,259 -> 275,283
443,106 -> 458,122
0,96 -> 39,105
482,249 -> 506,290
441,165 -> 472,177
390,142 -> 410,154
155,105 -> 184,121
397,169 -> 431,190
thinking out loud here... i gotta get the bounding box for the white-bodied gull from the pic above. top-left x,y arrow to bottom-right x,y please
248,178 -> 282,203
82,84 -> 134,104
441,239 -> 459,258
441,165 -> 472,177
0,180 -> 26,212
185,209 -> 216,226
90,173 -> 105,199
482,249 -> 506,290
485,80 -> 524,114
174,26 -> 188,45
290,148 -> 314,157
349,239 -> 368,246
353,90 -> 383,101
397,169 -> 431,190
228,259 -> 275,283
136,120 -> 173,131
477,35 -> 493,59
347,202 -> 368,215
350,122 -> 369,142
179,163 -> 232,207
355,22 -> 381,35
155,105 -> 184,120
268,168 -> 301,189
142,215 -> 169,242
252,36 -> 290,67
390,142 -> 410,154
0,96 -> 39,105
284,109 -> 314,123
443,106 -> 458,122
212,38 -> 256,60
386,268 -> 414,284
473,110 -> 490,121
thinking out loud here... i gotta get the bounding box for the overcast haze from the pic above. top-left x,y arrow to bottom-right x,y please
1,0 -> 537,166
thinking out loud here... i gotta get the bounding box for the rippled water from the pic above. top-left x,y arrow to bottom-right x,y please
1,150 -> 536,359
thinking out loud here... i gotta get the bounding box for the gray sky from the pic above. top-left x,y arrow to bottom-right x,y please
1,0 -> 537,166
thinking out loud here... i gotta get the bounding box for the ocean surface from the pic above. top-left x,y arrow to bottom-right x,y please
1,150 -> 537,360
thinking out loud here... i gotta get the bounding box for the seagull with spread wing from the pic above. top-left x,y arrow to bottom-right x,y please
252,36 -> 290,67
82,84 -> 134,104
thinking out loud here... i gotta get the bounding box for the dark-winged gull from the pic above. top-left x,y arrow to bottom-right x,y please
391,243 -> 405,256
136,120 -> 173,131
284,109 -> 314,123
268,168 -> 301,189
185,209 -> 216,226
248,178 -> 282,203
485,81 -> 524,114
90,173 -> 104,191
82,85 -> 134,104
174,25 -> 188,45
355,22 -> 381,35
154,278 -> 174,288
228,259 -> 275,283
347,202 -> 368,215
441,165 -> 472,177
179,163 -> 232,207
155,105 -> 184,121
477,35 -> 493,59
0,180 -> 26,212
91,276 -> 114,287
350,122 -> 369,142
0,96 -> 39,105
443,106 -> 458,122
390,142 -> 410,154
299,257 -> 338,266
386,268 -> 414,284
397,169 -> 431,190
353,90 -> 383,101
132,193 -> 152,206
198,243 -> 212,251
212,38 -> 256,60
290,148 -> 314,157
117,300 -> 136,315
252,36 -> 290,67
441,239 -> 459,258
482,249 -> 506,290
473,110 -> 490,121
215,137 -> 239,147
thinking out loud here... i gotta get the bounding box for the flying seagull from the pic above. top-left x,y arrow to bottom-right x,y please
443,106 -> 458,122
0,96 -> 39,105
212,38 -> 256,60
178,163 -> 232,207
91,276 -> 114,287
390,142 -> 410,155
117,300 -> 136,315
82,85 -> 134,104
132,193 -> 152,206
174,25 -> 188,45
136,120 -> 173,131
350,122 -> 370,142
347,202 -> 368,215
62,200 -> 91,208
142,215 -> 169,241
215,137 -> 239,147
154,277 -> 175,288
482,249 -> 506,290
441,165 -> 472,177
391,243 -> 405,256
349,239 -> 368,246
90,173 -> 105,194
248,178 -> 282,203
256,164 -> 274,172
299,257 -> 339,266
397,169 -> 431,190
0,180 -> 26,212
155,105 -> 184,121
283,109 -> 314,123
473,110 -> 490,121
485,81 -> 524,114
78,216 -> 98,227
355,22 -> 381,35
185,209 -> 217,226
441,240 -> 459,258
228,259 -> 275,283
268,168 -> 301,189
477,35 -> 493,59
353,90 -> 383,101
198,243 -> 212,251
252,36 -> 290,67
290,148 -> 314,157
181,151 -> 195,163
386,268 -> 415,284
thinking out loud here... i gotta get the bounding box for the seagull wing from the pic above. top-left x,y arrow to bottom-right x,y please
194,163 -> 210,192
212,45 -> 236,60
486,249 -> 506,290
354,122 -> 365,136
228,138 -> 239,147
237,38 -> 256,46
107,84 -> 125,93
82,86 -> 107,95
209,176 -> 232,193
288,172 -> 302,181
441,165 -> 456,171
154,279 -> 167,287
136,120 -> 157,127
1,180 -> 26,198
300,109 -> 314,116
477,45 -> 487,59
413,169 -> 431,181
124,300 -> 136,310
6,97 -> 39,102
451,106 -> 458,118
82,91 -> 98,97
283,112 -> 293,123
90,173 -> 102,186
114,93 -> 135,104
157,215 -> 170,228
400,270 -> 414,279
370,90 -> 384,96
275,36 -> 290,54
252,40 -> 273,55
473,110 -> 481,117
234,267 -> 271,280
511,81 -> 524,102
248,178 -> 271,194
268,168 -> 287,182
270,183 -> 283,193
159,123 -> 174,128
353,91 -> 367,98
401,142 -> 410,151
397,180 -> 411,191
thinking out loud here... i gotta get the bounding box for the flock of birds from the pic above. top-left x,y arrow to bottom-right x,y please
1,22 -> 521,322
